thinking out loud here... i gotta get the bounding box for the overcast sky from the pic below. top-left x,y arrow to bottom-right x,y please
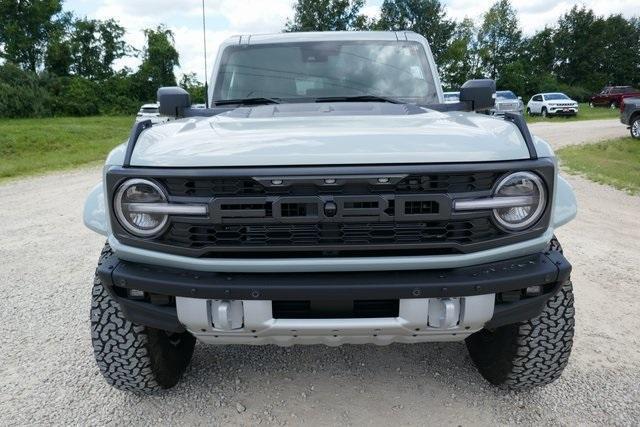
64,0 -> 639,81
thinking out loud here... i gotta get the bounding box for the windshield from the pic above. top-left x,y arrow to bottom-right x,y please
496,91 -> 517,100
213,41 -> 438,104
545,93 -> 570,100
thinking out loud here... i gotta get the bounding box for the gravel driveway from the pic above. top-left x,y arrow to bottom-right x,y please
529,118 -> 628,149
1,120 -> 638,425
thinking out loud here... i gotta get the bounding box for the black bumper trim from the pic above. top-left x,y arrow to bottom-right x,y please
114,296 -> 185,333
98,250 -> 570,301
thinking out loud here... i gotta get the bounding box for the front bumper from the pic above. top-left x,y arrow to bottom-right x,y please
97,249 -> 571,341
549,107 -> 578,115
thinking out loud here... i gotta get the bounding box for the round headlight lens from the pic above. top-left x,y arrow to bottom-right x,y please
114,179 -> 168,236
493,172 -> 546,231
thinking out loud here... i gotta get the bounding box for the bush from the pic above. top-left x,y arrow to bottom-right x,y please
0,64 -> 52,117
0,63 -> 153,118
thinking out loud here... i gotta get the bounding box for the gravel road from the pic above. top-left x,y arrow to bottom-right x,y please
1,119 -> 638,425
529,118 -> 628,149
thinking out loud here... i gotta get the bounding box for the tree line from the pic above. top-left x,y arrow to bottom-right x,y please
0,0 -> 193,117
1,0 -> 639,118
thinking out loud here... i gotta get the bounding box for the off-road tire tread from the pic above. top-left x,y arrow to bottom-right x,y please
90,244 -> 195,393
466,237 -> 574,390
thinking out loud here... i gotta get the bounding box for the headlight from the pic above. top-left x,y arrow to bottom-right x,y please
492,172 -> 546,231
114,179 -> 168,236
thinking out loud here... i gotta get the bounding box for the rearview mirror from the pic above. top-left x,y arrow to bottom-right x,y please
460,79 -> 496,111
157,87 -> 191,117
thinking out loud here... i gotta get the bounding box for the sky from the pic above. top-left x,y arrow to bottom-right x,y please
64,0 -> 639,81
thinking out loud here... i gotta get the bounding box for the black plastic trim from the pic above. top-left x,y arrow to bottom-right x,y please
485,280 -> 564,329
98,253 -> 185,332
97,250 -> 571,302
123,119 -> 153,167
110,158 -> 554,176
504,112 -> 538,159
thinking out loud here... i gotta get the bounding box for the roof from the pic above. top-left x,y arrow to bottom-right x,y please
221,31 -> 423,46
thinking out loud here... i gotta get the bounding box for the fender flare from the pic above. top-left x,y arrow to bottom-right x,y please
83,183 -> 108,236
552,175 -> 577,228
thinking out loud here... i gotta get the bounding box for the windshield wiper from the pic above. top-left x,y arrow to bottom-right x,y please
313,95 -> 404,104
212,97 -> 281,106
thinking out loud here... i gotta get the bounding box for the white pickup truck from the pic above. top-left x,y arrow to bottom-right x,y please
84,31 -> 577,393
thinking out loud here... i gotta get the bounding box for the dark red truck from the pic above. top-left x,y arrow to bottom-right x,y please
589,86 -> 640,108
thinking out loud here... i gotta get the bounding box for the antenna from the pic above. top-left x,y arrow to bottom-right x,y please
202,0 -> 209,107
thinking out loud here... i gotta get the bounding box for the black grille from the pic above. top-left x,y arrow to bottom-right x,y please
108,160 -> 554,258
161,218 -> 501,253
161,172 -> 498,197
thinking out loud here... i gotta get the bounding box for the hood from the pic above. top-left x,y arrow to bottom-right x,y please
129,103 -> 530,167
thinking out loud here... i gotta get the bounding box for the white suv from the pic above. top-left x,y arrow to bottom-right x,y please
527,93 -> 578,117
135,103 -> 168,124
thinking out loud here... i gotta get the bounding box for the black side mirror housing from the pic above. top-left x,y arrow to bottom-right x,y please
157,86 -> 191,117
460,79 -> 496,111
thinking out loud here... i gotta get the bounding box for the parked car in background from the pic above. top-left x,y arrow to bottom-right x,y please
135,103 -> 167,124
527,93 -> 578,117
590,86 -> 640,109
620,97 -> 640,139
490,90 -> 524,116
443,91 -> 459,103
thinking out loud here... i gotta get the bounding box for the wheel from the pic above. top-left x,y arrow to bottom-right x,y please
466,237 -> 574,390
90,244 -> 196,393
631,116 -> 640,139
526,107 -> 532,116
541,107 -> 548,118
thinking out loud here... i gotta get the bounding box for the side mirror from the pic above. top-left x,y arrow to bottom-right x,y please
157,86 -> 191,117
460,79 -> 496,111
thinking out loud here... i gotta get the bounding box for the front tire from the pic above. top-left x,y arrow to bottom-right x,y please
541,107 -> 548,118
630,116 -> 640,139
90,244 -> 196,393
466,238 -> 574,390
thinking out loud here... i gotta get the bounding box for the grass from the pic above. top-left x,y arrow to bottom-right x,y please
557,137 -> 640,194
525,103 -> 619,123
0,116 -> 132,180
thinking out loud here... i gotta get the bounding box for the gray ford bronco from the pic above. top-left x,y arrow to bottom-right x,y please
84,31 -> 577,393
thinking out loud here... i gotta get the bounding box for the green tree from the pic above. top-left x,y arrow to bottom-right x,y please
439,17 -> 479,88
0,0 -> 64,71
134,25 -> 180,101
69,17 -> 127,79
600,15 -> 640,87
553,6 -> 606,90
477,0 -> 522,80
285,0 -> 369,31
97,19 -> 128,78
375,0 -> 454,63
44,10 -> 73,76
179,72 -> 206,104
